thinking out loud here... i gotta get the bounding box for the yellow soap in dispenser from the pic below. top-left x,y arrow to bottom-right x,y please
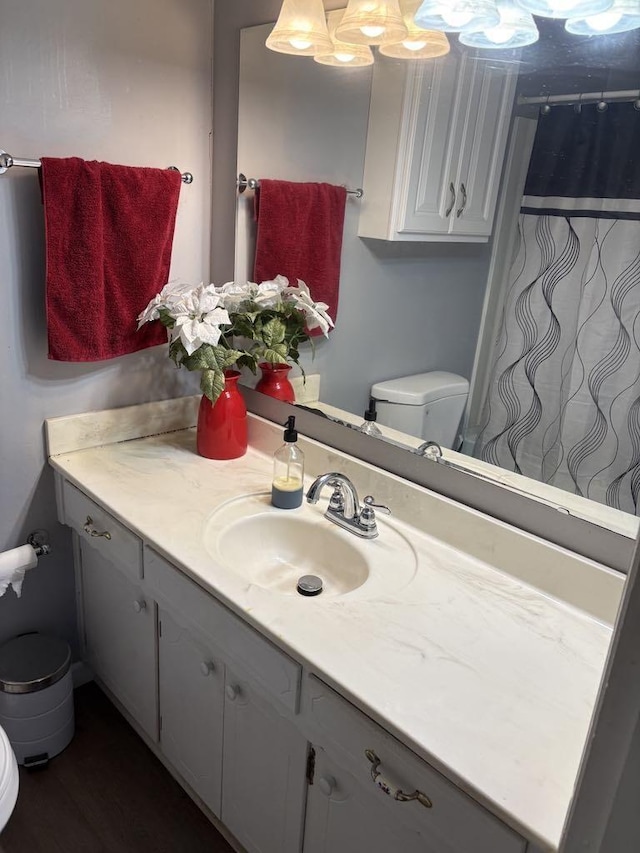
272,416 -> 304,509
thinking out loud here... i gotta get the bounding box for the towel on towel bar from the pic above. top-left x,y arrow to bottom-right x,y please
253,180 -> 347,334
40,157 -> 181,361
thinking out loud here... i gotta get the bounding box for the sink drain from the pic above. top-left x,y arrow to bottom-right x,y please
297,575 -> 323,597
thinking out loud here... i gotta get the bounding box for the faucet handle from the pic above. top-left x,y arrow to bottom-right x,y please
363,496 -> 391,515
327,479 -> 346,514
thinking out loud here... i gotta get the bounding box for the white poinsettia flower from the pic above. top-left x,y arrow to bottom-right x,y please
253,275 -> 290,309
286,279 -> 334,336
215,280 -> 258,311
137,281 -> 203,328
174,306 -> 231,355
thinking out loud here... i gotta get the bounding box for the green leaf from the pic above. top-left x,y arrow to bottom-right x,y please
183,345 -> 242,372
261,344 -> 289,364
261,318 -> 286,347
200,369 -> 226,404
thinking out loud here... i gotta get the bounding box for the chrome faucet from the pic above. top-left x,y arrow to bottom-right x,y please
306,472 -> 390,539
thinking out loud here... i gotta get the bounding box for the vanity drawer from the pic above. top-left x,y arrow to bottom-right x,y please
144,546 -> 301,713
303,676 -> 526,853
63,481 -> 142,582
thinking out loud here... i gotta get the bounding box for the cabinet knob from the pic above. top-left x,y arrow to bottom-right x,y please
225,684 -> 240,701
132,599 -> 147,614
200,661 -> 214,677
318,775 -> 336,797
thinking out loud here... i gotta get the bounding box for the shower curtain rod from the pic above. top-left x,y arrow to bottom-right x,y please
518,89 -> 640,107
0,150 -> 194,183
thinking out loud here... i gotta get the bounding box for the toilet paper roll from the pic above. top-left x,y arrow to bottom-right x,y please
0,545 -> 38,598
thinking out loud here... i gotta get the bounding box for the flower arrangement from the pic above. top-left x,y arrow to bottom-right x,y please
137,275 -> 333,404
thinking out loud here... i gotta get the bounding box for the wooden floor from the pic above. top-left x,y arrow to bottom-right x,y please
2,682 -> 235,853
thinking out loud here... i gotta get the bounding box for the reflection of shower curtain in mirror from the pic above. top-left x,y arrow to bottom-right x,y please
475,103 -> 640,514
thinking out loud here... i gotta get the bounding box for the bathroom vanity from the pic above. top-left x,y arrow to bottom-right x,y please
46,398 -> 623,853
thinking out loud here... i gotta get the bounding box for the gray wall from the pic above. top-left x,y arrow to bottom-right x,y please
0,0 -> 213,652
213,2 -> 490,417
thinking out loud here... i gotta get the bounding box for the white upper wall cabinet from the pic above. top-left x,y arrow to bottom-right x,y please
358,54 -> 518,243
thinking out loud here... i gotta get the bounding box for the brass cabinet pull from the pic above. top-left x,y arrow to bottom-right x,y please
365,749 -> 433,809
456,182 -> 468,218
83,516 -> 112,540
445,182 -> 456,217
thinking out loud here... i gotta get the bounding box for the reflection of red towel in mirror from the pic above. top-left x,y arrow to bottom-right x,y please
253,179 -> 347,335
40,157 -> 181,361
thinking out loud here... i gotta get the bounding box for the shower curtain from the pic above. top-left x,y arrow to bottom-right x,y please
474,102 -> 640,514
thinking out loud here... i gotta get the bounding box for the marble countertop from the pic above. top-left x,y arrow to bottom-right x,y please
46,403 -> 619,852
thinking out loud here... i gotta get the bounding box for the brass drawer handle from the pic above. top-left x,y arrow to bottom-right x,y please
83,516 -> 112,540
365,749 -> 432,809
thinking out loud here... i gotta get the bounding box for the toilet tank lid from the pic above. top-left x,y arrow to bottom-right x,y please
371,371 -> 469,405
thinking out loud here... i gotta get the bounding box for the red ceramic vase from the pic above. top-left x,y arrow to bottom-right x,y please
197,370 -> 247,460
255,362 -> 295,403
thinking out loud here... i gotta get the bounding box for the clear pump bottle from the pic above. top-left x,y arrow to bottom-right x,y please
359,398 -> 382,437
271,416 -> 305,509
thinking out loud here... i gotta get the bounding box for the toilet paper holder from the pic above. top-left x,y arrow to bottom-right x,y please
26,530 -> 52,558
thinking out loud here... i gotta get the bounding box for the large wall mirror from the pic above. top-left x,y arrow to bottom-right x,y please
234,15 -> 640,565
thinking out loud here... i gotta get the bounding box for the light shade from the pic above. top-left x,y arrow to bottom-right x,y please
414,0 -> 501,32
460,0 -> 539,46
380,0 -> 451,55
265,0 -> 334,56
335,0 -> 409,45
315,10 -> 375,65
515,0 -> 614,20
565,0 -> 640,31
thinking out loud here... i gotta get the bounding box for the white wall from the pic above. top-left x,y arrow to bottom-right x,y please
0,0 -> 213,652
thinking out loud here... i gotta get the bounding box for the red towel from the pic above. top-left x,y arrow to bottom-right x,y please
40,157 -> 181,361
253,180 -> 347,335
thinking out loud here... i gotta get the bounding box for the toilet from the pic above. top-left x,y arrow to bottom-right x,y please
0,722 -> 18,833
371,371 -> 470,449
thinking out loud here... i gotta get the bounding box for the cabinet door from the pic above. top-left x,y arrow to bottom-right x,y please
449,56 -> 517,237
222,669 -> 308,853
303,747 -> 433,853
80,539 -> 157,741
158,609 -> 224,818
396,56 -> 461,237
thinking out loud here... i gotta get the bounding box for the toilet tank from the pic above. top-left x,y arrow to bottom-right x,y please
371,371 -> 469,449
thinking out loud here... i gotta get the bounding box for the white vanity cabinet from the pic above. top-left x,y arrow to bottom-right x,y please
301,676 -> 527,853
157,608 -> 225,817
144,545 -> 308,853
358,54 -> 517,243
65,478 -> 158,743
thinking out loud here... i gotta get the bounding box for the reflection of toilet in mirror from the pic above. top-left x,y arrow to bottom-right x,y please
371,371 -> 470,450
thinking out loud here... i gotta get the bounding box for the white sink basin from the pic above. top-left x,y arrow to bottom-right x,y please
203,492 -> 417,599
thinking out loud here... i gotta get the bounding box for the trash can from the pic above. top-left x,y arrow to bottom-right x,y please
0,633 -> 74,767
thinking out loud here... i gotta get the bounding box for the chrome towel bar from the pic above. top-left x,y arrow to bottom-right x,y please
0,150 -> 194,184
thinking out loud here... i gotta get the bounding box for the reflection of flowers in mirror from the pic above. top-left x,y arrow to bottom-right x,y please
137,276 -> 333,405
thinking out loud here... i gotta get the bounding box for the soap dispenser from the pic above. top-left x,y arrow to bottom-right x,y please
271,416 -> 305,509
359,398 -> 382,437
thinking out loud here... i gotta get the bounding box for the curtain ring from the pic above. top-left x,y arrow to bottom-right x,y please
634,91 -> 640,111
574,93 -> 583,114
540,94 -> 551,116
596,91 -> 608,112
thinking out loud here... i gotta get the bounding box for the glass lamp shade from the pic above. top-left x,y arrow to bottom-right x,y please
515,0 -> 614,20
315,10 -> 375,65
380,0 -> 452,54
565,0 -> 640,31
414,0 -> 500,32
335,0 -> 409,45
265,0 -> 334,56
460,0 -> 539,45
